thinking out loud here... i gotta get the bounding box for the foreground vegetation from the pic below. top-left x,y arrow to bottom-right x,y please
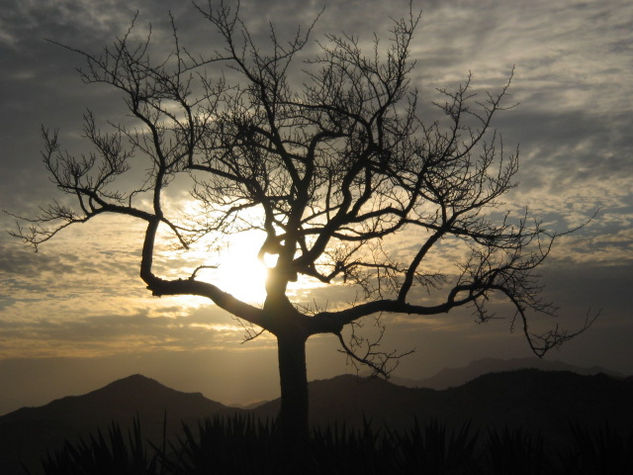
32,416 -> 633,474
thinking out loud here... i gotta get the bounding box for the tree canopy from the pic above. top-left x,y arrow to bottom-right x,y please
12,1 -> 594,437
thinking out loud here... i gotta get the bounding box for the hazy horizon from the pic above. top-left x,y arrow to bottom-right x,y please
1,352 -> 629,416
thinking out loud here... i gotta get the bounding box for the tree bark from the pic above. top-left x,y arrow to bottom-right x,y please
276,332 -> 309,442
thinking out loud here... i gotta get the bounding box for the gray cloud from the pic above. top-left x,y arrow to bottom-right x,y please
0,304 -> 261,356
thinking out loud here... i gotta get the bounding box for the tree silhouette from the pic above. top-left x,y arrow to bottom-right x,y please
13,2 -> 593,439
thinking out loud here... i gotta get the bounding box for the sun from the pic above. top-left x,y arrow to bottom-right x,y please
212,231 -> 272,303
165,202 -> 324,307
181,229 -> 276,305
162,201 -> 277,305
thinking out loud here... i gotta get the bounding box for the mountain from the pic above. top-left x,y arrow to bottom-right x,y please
3,370 -> 633,474
397,357 -> 625,389
0,374 -> 239,474
254,370 -> 633,443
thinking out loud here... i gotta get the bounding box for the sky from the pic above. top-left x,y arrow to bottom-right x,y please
0,0 -> 632,414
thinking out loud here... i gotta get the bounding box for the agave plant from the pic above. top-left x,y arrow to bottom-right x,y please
310,419 -> 395,475
39,414 -> 633,474
40,416 -> 161,475
558,422 -> 633,474
390,419 -> 479,474
483,426 -> 549,475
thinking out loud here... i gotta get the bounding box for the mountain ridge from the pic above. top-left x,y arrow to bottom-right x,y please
393,357 -> 625,389
2,368 -> 632,474
0,373 -> 241,474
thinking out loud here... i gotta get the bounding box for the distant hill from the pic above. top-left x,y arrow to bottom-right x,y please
0,374 -> 239,474
254,370 -> 633,442
395,357 -> 625,389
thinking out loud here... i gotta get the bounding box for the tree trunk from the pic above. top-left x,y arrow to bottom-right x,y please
276,332 -> 309,441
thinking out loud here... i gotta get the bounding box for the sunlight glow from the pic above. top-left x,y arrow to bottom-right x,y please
218,233 -> 270,303
163,202 -> 328,308
180,227 -> 327,307
201,230 -> 270,304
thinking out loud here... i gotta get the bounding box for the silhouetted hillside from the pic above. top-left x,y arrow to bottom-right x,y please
0,374 -> 239,474
447,369 -> 633,442
255,369 -> 633,442
3,370 -> 633,474
255,374 -> 428,427
399,357 -> 625,389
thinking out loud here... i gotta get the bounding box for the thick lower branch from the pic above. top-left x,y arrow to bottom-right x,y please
308,280 -> 482,335
140,218 -> 265,328
143,274 -> 265,326
308,298 -> 463,335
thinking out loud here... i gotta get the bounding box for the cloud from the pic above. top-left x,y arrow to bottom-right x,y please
1,0 -> 632,377
0,303 -> 274,358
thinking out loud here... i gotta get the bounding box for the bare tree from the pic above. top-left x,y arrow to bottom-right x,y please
12,2 -> 593,439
